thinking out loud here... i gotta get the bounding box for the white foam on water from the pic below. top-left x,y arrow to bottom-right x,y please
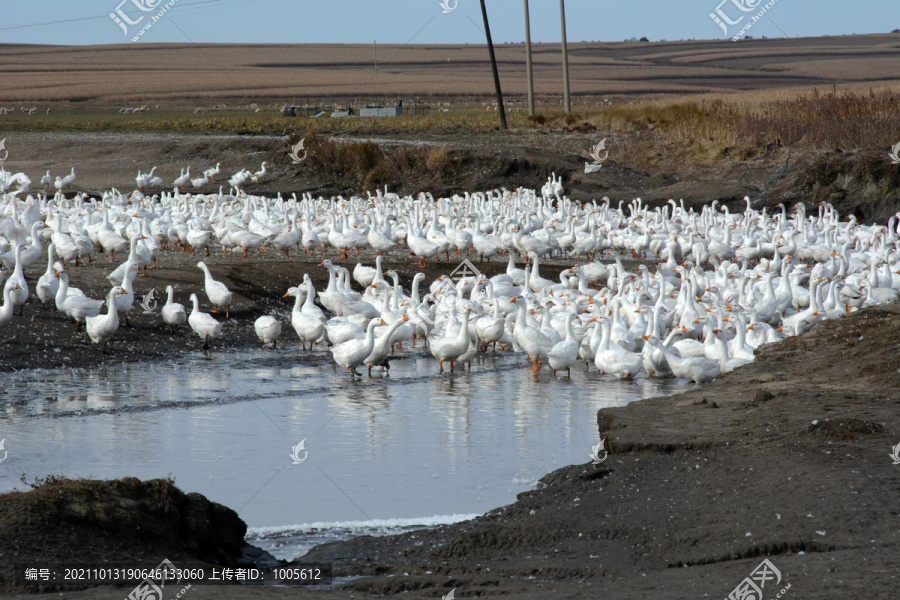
248,513 -> 480,538
246,514 -> 481,561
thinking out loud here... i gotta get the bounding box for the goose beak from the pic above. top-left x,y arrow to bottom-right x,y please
381,319 -> 387,326
641,335 -> 650,340
403,315 -> 409,321
283,291 -> 290,298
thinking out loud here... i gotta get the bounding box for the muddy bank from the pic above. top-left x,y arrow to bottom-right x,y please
0,477 -> 276,595
6,305 -> 899,599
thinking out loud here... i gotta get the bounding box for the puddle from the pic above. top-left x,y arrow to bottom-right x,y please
0,347 -> 697,559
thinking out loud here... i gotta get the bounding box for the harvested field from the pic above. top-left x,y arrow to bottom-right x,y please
1,34 -> 900,104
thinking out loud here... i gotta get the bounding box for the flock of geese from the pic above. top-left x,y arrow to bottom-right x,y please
2,165 -> 900,382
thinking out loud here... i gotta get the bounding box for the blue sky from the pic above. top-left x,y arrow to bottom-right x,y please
1,1 -> 897,45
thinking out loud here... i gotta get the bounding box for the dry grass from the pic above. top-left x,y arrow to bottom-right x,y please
296,131 -> 462,191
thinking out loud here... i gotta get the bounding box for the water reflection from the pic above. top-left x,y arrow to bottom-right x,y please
0,349 -> 697,529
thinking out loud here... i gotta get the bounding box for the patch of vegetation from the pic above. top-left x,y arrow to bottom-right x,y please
292,130 -> 464,193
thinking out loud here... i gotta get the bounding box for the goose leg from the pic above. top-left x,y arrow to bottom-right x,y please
529,357 -> 541,372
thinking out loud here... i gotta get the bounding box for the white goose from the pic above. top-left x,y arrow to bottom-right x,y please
251,161 -> 268,183
162,285 -> 187,331
430,307 -> 473,372
330,319 -> 384,375
55,272 -> 103,329
50,213 -> 80,266
286,285 -> 325,349
188,293 -> 224,349
406,228 -> 440,267
3,246 -> 29,315
197,261 -> 233,318
364,316 -> 409,374
112,263 -> 137,326
204,162 -> 221,182
85,287 -> 123,352
136,167 -> 156,191
254,315 -> 281,349
512,296 -> 555,371
0,283 -> 19,328
191,173 -> 209,191
548,313 -> 580,376
594,318 -> 643,379
106,236 -> 141,286
0,221 -> 46,269
644,336 -> 720,383
36,245 -> 61,308
173,167 -> 191,191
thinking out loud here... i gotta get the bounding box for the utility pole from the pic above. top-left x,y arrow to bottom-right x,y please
374,40 -> 378,91
524,0 -> 535,116
480,0 -> 507,129
560,0 -> 571,113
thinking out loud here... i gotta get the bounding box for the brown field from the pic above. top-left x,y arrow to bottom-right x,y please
1,33 -> 900,104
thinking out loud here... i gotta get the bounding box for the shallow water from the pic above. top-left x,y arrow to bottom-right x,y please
0,347 -> 695,560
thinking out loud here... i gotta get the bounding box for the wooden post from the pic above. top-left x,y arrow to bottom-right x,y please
524,0 -> 535,116
560,0 -> 571,113
480,0 -> 507,129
